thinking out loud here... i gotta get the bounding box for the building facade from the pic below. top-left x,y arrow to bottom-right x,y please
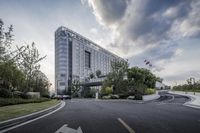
55,26 -> 125,95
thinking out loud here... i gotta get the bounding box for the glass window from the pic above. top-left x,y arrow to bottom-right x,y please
85,51 -> 91,68
60,82 -> 65,86
60,74 -> 66,77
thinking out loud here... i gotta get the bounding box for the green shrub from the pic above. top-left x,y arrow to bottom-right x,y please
0,98 -> 50,107
145,88 -> 156,95
101,87 -> 113,96
131,82 -> 147,95
42,94 -> 50,98
20,93 -> 32,99
0,88 -> 12,98
13,91 -> 23,98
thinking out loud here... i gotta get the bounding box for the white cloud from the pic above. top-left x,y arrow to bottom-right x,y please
89,28 -> 98,34
1,0 -> 200,87
85,0 -> 200,85
87,0 -> 200,58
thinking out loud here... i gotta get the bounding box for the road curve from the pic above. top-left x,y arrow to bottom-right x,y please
6,93 -> 200,133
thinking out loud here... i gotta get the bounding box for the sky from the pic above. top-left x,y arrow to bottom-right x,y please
0,0 -> 200,89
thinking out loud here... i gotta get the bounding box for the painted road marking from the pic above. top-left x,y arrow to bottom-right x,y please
157,102 -> 166,105
165,94 -> 175,102
118,118 -> 135,133
55,124 -> 83,133
156,102 -> 182,106
0,101 -> 66,133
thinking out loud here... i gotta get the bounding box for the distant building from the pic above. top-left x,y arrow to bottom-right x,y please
55,26 -> 125,95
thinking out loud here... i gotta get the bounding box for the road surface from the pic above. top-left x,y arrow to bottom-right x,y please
6,92 -> 200,133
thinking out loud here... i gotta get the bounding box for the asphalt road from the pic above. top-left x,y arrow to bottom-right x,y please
6,92 -> 200,133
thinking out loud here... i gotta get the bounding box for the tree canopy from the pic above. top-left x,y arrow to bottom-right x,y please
128,67 -> 157,88
102,60 -> 129,94
0,19 -> 50,98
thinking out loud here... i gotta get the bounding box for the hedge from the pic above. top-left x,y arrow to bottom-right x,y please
0,98 -> 50,107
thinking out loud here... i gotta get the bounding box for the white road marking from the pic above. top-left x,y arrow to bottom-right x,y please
156,102 -> 183,105
118,118 -> 135,133
157,102 -> 166,105
165,94 -> 175,102
0,101 -> 66,133
55,124 -> 83,133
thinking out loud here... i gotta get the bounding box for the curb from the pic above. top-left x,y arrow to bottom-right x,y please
184,103 -> 200,109
168,91 -> 200,109
143,91 -> 160,102
143,95 -> 160,102
95,92 -> 160,103
184,96 -> 200,109
0,100 -> 62,131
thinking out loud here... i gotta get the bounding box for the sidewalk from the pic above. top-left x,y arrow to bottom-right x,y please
168,90 -> 200,109
143,91 -> 160,101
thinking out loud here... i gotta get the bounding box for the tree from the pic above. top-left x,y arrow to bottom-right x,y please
102,60 -> 128,94
32,70 -> 50,96
0,19 -> 14,62
71,79 -> 80,97
0,19 -> 51,98
0,61 -> 25,91
18,43 -> 46,92
0,19 -> 26,96
89,73 -> 94,79
156,77 -> 163,83
127,67 -> 158,94
96,70 -> 101,78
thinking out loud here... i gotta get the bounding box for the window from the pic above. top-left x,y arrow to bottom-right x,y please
60,82 -> 65,86
60,31 -> 66,37
85,51 -> 91,68
60,74 -> 66,77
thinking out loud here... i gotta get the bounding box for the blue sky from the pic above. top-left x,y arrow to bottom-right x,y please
0,0 -> 200,89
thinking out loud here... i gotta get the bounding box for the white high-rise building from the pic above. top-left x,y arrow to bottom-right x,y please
55,26 -> 125,95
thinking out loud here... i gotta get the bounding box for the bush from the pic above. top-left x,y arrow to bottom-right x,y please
144,88 -> 156,95
13,91 -> 23,98
134,93 -> 143,100
83,87 -> 95,98
0,98 -> 50,107
118,93 -> 129,99
130,82 -> 147,95
20,93 -> 32,99
42,94 -> 50,98
101,87 -> 113,96
0,88 -> 12,98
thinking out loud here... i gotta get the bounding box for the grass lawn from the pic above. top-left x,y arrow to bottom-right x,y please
0,100 -> 60,122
